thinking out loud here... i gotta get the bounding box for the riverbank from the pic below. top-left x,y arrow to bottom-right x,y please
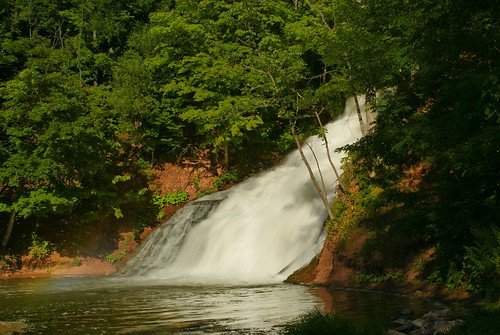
0,256 -> 116,279
286,236 -> 471,303
2,241 -> 470,306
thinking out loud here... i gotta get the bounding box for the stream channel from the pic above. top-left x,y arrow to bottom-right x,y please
0,277 -> 444,334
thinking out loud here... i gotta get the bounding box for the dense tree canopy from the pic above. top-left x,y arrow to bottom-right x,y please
0,0 -> 498,296
341,0 -> 499,297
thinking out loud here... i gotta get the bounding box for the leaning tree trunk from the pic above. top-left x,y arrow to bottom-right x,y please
348,80 -> 366,137
305,142 -> 328,195
291,122 -> 335,221
343,54 -> 366,137
315,111 -> 346,193
365,87 -> 376,132
1,209 -> 16,248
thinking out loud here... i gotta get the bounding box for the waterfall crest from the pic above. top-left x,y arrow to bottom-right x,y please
122,97 -> 365,284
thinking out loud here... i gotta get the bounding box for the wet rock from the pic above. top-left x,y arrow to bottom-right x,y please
392,319 -> 413,332
400,307 -> 414,317
433,319 -> 453,334
422,311 -> 440,320
433,309 -> 450,318
412,317 -> 433,329
387,309 -> 463,335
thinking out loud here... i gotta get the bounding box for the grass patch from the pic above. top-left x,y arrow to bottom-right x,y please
283,308 -> 383,335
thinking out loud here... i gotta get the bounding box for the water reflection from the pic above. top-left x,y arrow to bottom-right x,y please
0,278 -> 444,334
314,287 -> 445,321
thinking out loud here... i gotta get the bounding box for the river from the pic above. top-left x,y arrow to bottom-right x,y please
0,277 -> 444,334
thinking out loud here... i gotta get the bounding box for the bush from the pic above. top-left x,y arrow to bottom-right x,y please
27,233 -> 53,268
153,190 -> 190,219
465,227 -> 500,300
212,170 -> 239,190
105,249 -> 127,264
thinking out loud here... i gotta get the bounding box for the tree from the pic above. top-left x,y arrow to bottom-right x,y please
0,66 -> 95,246
342,0 -> 500,292
0,0 -> 159,248
110,50 -> 184,163
127,1 -> 297,168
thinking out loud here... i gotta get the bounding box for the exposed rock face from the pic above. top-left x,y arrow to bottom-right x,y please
286,233 -> 361,288
287,228 -> 469,301
151,161 -> 218,200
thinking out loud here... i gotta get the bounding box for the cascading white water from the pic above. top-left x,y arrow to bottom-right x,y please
123,97 -> 366,284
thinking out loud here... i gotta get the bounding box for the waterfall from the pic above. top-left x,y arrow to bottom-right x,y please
122,97 -> 366,284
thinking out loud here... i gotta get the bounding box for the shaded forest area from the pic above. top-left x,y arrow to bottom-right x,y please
1,0 -> 498,298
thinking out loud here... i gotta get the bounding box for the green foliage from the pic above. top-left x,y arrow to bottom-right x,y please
70,257 -> 83,267
283,308 -> 381,335
105,249 -> 127,264
110,50 -> 184,162
340,0 -> 499,296
358,271 -> 403,285
212,170 -> 239,190
0,254 -> 19,273
0,0 -> 164,251
28,233 -> 53,266
129,0 -> 340,167
425,261 -> 468,292
153,190 -> 190,219
0,257 -> 11,272
465,227 -> 500,300
194,170 -> 239,198
327,161 -> 390,242
154,191 -> 190,207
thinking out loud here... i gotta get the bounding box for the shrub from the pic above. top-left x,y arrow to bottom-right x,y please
465,227 -> 500,300
105,249 -> 127,264
153,190 -> 190,218
212,170 -> 239,190
358,271 -> 403,285
27,233 -> 53,268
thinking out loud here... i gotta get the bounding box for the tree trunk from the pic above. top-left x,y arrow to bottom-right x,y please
348,80 -> 366,137
291,123 -> 334,221
314,112 -> 346,193
343,54 -> 366,137
222,142 -> 229,171
1,209 -> 16,249
365,87 -> 376,132
305,142 -> 327,195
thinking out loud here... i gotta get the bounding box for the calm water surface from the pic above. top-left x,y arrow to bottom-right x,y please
0,277 -> 444,334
